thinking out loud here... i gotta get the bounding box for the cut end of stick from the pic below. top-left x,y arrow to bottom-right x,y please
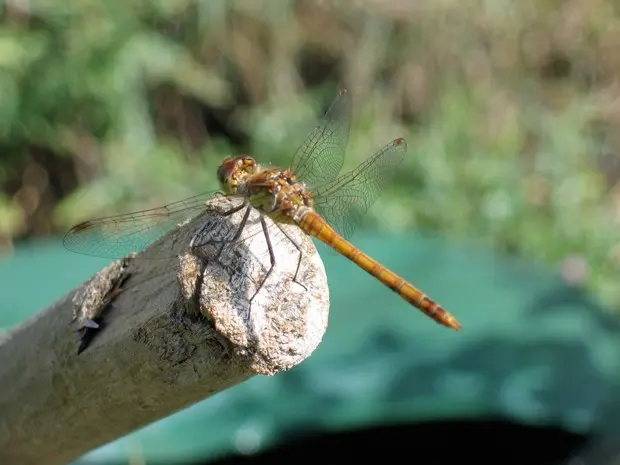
177,197 -> 331,376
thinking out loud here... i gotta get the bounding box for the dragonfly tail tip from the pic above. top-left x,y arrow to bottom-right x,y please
443,315 -> 462,331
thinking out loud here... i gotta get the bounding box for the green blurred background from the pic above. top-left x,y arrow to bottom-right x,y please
2,0 -> 620,464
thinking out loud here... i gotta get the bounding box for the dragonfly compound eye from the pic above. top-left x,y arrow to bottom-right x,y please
217,158 -> 237,186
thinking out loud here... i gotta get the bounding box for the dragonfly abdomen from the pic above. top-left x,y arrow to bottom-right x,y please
298,211 -> 462,331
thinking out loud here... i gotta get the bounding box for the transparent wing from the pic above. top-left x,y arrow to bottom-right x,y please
63,190 -> 223,259
313,138 -> 407,240
289,88 -> 352,188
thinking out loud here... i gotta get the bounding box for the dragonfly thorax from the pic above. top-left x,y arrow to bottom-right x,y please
241,168 -> 315,219
218,155 -> 314,219
217,155 -> 260,194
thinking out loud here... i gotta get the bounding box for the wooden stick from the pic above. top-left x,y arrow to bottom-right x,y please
0,197 -> 330,465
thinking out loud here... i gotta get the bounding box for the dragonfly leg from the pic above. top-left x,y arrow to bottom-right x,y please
193,203 -> 254,281
214,205 -> 252,263
190,200 -> 248,251
248,214 -> 276,305
276,225 -> 308,291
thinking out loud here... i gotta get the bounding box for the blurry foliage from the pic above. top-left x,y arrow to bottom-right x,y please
1,0 -> 620,310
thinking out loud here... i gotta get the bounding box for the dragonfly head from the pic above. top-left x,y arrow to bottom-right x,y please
217,155 -> 259,194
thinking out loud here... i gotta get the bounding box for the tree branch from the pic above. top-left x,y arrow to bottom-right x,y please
0,197 -> 330,465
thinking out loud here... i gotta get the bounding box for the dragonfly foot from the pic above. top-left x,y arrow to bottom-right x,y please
293,277 -> 308,292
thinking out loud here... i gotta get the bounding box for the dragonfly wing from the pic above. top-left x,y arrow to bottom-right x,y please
312,138 -> 407,240
290,88 -> 352,188
63,190 -> 224,259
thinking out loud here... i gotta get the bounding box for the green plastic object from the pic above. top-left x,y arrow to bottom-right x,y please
1,233 -> 617,463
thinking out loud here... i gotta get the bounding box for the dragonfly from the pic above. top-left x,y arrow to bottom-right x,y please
64,88 -> 462,331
